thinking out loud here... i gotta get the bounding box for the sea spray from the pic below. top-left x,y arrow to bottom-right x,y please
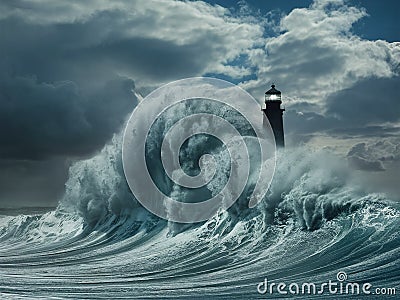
58,117 -> 393,234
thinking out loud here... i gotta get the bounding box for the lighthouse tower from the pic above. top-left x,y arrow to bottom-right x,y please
262,84 -> 285,148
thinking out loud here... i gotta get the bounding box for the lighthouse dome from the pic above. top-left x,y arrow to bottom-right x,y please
265,84 -> 281,101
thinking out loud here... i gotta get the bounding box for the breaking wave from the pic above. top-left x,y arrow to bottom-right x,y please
1,98 -> 399,298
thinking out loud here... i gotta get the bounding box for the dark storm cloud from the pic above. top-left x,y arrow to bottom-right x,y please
0,11 -> 138,206
73,37 -> 213,80
0,158 -> 69,208
283,76 -> 400,141
0,74 -> 136,159
0,0 -> 262,206
0,72 -> 136,206
0,15 -> 213,83
0,8 -> 216,161
329,126 -> 400,139
0,12 -> 146,160
284,110 -> 332,134
326,76 -> 400,125
0,0 -> 263,161
285,101 -> 320,112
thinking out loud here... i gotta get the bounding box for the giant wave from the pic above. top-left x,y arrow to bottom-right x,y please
0,100 -> 399,299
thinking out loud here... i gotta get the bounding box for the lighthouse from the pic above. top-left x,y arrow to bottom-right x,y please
262,84 -> 285,148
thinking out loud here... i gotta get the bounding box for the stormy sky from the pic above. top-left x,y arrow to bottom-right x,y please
0,0 -> 399,207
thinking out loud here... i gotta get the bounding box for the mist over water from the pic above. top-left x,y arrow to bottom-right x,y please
0,99 -> 399,299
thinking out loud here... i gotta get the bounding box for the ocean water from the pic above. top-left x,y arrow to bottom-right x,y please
1,106 -> 399,298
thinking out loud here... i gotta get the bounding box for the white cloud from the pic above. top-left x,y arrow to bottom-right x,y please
348,139 -> 400,164
346,139 -> 400,199
243,0 -> 400,104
